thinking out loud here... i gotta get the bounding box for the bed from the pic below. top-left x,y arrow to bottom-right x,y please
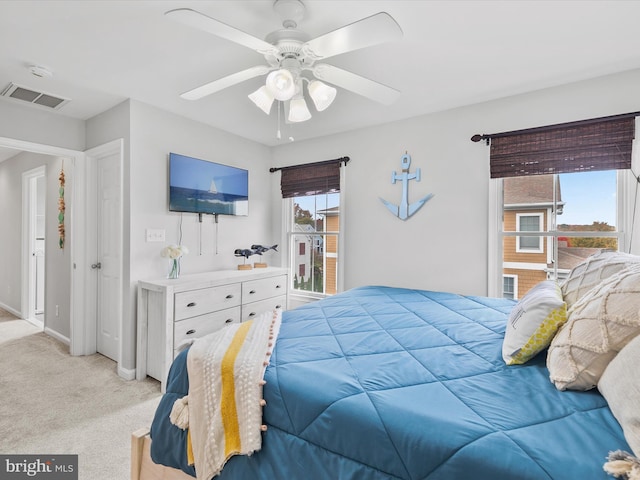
136,284 -> 634,480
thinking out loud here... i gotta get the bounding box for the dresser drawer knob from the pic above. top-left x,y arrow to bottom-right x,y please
276,285 -> 282,289
248,312 -> 256,317
186,329 -> 196,335
187,302 -> 196,308
225,294 -> 234,299
249,290 -> 256,294
225,318 -> 233,324
275,305 -> 282,309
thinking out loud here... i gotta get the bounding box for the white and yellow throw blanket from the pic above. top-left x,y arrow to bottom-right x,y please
169,309 -> 281,480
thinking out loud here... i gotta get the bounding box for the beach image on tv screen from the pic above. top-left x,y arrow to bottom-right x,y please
169,153 -> 248,215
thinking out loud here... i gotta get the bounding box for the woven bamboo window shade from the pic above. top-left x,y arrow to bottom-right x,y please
271,157 -> 349,198
483,115 -> 636,179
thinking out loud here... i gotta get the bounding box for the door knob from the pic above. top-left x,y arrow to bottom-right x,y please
91,262 -> 102,269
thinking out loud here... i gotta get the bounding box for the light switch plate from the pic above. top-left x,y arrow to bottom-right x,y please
146,229 -> 166,242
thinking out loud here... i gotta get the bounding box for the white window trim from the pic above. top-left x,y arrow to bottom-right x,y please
515,212 -> 544,253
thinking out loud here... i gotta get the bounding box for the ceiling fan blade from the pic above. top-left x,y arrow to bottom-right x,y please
312,64 -> 400,105
181,66 -> 271,100
165,8 -> 279,56
302,12 -> 402,61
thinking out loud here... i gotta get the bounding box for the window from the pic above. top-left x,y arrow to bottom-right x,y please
289,193 -> 340,296
499,170 -> 623,299
503,275 -> 517,300
516,213 -> 543,252
486,114 -> 636,299
276,157 -> 347,298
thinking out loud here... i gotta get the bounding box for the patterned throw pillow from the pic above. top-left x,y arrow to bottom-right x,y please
599,334 -> 640,457
561,251 -> 640,309
502,280 -> 567,365
548,264 -> 640,391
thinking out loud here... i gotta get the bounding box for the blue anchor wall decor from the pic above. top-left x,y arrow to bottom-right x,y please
379,153 -> 434,220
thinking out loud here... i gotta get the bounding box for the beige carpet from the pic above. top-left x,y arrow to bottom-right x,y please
0,308 -> 162,479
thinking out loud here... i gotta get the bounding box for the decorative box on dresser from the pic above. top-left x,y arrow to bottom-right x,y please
136,267 -> 288,390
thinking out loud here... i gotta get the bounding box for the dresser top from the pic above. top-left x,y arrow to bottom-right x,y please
138,267 -> 288,293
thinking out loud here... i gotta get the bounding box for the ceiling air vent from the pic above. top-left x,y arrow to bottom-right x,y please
1,82 -> 69,110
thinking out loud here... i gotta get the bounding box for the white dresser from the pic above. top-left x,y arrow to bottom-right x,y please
136,267 -> 287,389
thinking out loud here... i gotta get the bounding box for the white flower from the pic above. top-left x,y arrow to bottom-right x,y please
161,244 -> 189,259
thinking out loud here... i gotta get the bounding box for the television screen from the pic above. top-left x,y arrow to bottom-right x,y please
169,153 -> 248,216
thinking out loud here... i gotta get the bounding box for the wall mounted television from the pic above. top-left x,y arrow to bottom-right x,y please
168,153 -> 249,216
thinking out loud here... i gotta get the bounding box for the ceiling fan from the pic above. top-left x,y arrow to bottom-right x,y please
165,0 -> 403,124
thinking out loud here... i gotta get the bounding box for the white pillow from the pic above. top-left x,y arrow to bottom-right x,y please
548,264 -> 640,391
599,333 -> 640,457
561,251 -> 640,309
502,280 -> 567,365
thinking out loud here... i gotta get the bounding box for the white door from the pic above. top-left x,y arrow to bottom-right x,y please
21,166 -> 46,329
95,151 -> 121,361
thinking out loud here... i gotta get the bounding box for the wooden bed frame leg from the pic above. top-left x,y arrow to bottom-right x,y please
131,427 -> 195,480
131,428 -> 150,480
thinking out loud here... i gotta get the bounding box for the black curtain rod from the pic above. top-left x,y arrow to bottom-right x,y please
269,156 -> 350,173
470,111 -> 640,144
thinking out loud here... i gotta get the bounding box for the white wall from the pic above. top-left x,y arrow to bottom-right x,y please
0,101 -> 85,151
88,100 -> 274,370
0,152 -> 71,338
271,68 -> 640,296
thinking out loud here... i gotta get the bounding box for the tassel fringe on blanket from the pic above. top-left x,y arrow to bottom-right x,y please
604,451 -> 640,480
169,309 -> 282,480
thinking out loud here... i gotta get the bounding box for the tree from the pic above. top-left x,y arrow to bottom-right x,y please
558,221 -> 617,249
294,203 -> 314,225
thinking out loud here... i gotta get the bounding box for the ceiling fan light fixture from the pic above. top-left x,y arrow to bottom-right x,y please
266,68 -> 296,101
248,86 -> 275,114
288,97 -> 312,123
308,80 -> 337,111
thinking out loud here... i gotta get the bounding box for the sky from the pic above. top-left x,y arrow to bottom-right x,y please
558,170 -> 616,226
169,153 -> 248,195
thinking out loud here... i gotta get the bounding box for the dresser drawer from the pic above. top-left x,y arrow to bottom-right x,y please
242,275 -> 287,304
174,284 -> 241,320
242,295 -> 286,322
174,306 -> 241,351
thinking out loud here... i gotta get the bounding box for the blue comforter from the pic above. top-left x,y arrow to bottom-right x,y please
150,286 -> 629,479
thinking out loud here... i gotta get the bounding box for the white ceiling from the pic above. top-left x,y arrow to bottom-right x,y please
1,0 -> 640,148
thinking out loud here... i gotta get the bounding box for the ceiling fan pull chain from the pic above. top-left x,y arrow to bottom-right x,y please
277,101 -> 282,140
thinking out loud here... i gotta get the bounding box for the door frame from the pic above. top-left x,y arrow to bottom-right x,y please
21,165 -> 46,329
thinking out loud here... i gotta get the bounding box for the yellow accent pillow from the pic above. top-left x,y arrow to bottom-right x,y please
502,280 -> 567,365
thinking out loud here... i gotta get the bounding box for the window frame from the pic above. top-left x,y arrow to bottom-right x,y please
503,274 -> 518,300
489,168 -> 635,297
282,165 -> 346,302
515,212 -> 544,253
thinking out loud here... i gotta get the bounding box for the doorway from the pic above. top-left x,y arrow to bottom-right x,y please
3,136 -> 127,376
21,166 -> 46,330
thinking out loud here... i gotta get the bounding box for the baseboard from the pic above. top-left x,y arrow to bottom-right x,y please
44,327 -> 70,346
118,365 -> 136,381
25,316 -> 44,330
0,301 -> 21,318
